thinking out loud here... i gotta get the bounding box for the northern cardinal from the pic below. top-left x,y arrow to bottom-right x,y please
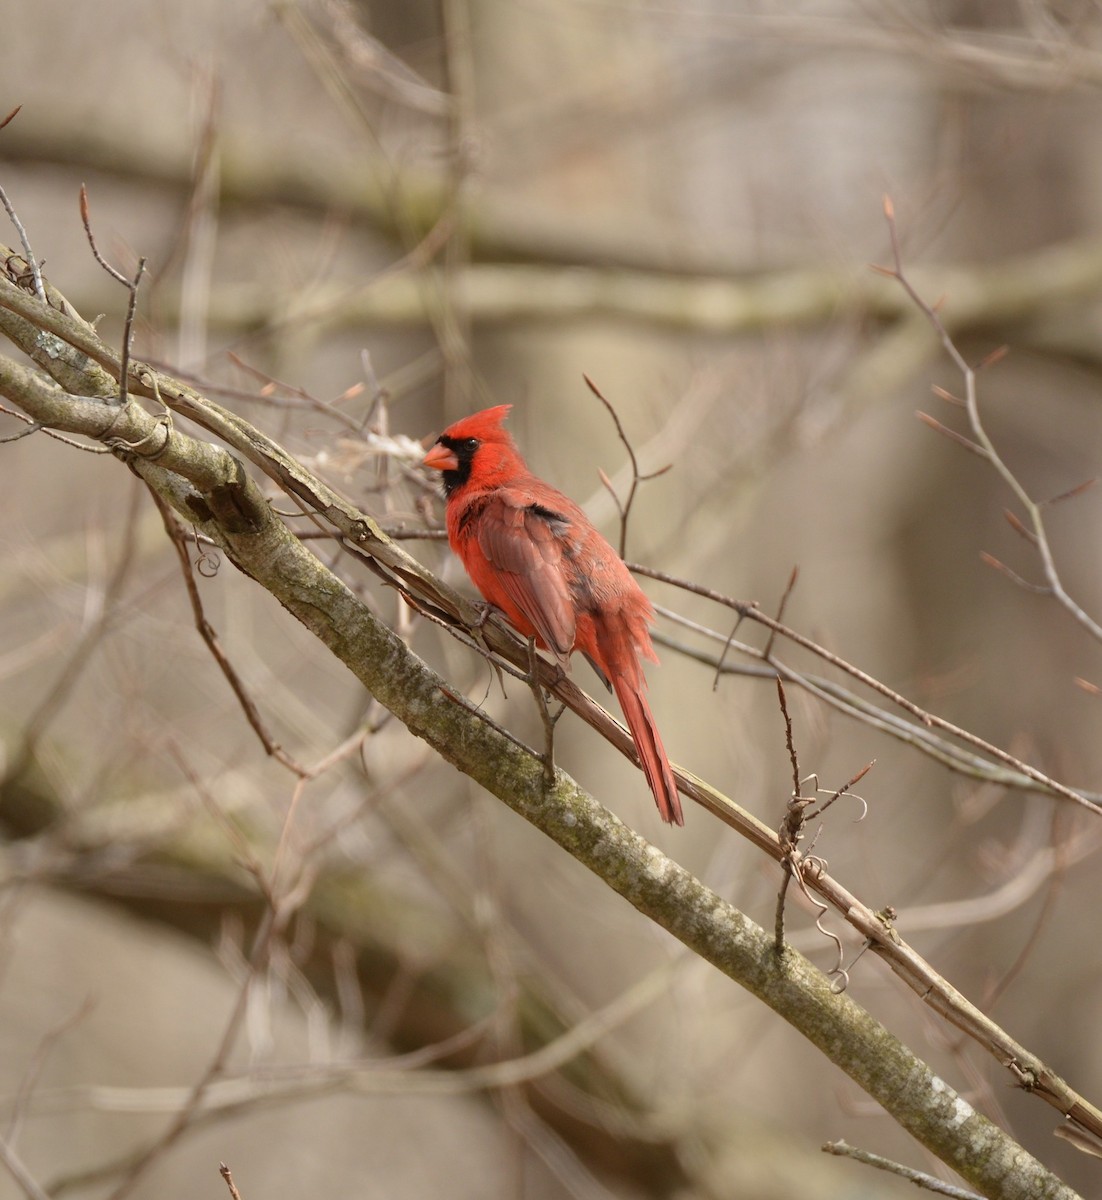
423,404 -> 683,825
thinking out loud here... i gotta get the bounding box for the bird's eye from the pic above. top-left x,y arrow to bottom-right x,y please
462,437 -> 479,452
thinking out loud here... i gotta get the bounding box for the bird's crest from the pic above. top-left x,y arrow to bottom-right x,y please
438,404 -> 514,444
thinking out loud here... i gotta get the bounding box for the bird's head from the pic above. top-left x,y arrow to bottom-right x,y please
422,405 -> 519,496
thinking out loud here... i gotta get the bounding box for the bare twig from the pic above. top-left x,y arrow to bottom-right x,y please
223,349 -> 367,434
654,608 -> 1102,802
771,678 -> 866,990
774,680 -> 803,945
0,1134 -> 52,1200
1044,477 -> 1099,507
584,373 -> 671,558
0,190 -> 44,303
762,564 -> 798,662
0,402 -> 41,443
6,995 -> 95,1143
148,488 -> 310,778
717,565 -> 796,699
805,761 -> 873,823
219,1163 -> 243,1200
915,409 -> 988,458
979,808 -> 1068,1016
0,402 -> 111,452
1002,508 -> 1039,545
635,561 -> 1100,816
823,1139 -> 984,1198
979,551 -> 1050,594
0,110 -> 45,305
881,193 -> 1102,646
79,184 -> 146,408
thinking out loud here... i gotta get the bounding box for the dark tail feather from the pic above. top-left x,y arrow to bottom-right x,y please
611,673 -> 684,826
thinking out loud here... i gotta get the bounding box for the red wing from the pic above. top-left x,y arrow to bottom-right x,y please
475,491 -> 577,662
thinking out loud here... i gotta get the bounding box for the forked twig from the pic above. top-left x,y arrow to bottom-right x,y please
148,488 -> 309,778
774,679 -> 809,951
772,678 -> 868,989
805,760 -> 873,822
878,194 -> 1102,645
6,995 -> 95,1143
718,565 -> 797,696
762,564 -> 798,662
0,403 -> 41,444
584,373 -> 671,558
978,551 -> 1050,594
0,107 -> 45,304
0,1135 -> 51,1200
0,403 -> 112,453
79,184 -> 146,409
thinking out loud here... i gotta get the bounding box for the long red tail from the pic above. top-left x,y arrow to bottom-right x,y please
608,663 -> 684,826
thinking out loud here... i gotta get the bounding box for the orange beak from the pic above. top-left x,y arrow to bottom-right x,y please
423,442 -> 458,472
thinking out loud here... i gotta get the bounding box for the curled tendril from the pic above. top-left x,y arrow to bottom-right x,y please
794,853 -> 849,991
196,545 -> 221,578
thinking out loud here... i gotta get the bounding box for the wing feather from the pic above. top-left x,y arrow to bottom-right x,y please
475,491 -> 577,662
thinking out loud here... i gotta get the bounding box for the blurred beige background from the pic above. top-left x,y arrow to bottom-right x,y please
3,1 -> 1102,1197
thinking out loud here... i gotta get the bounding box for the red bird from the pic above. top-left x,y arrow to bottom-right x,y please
423,405 -> 683,825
